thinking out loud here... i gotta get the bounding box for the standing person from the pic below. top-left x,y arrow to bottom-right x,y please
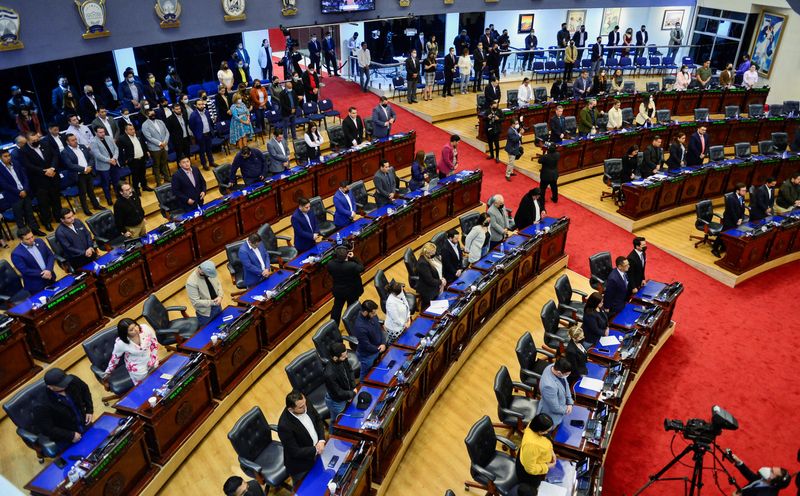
291,197 -> 322,253
230,145 -> 266,185
229,93 -> 253,149
32,368 -> 94,449
302,67 -> 321,103
626,236 -> 647,292
55,208 -> 97,268
640,136 -> 664,178
11,227 -> 57,294
384,281 -> 411,343
103,318 -> 159,385
258,39 -> 273,82
686,125 -> 709,166
249,79 -> 268,130
279,81 -> 299,140
91,106 -> 119,140
422,52 -> 437,102
405,50 -> 420,104
668,22 -> 683,60
556,23 -> 570,61
307,33 -> 322,72
621,145 -> 639,182
333,181 -> 357,227
486,44 -> 501,81
517,78 -> 534,106
712,183 -> 747,257
440,228 -> 465,284
572,70 -> 593,99
373,160 -> 398,207
61,134 -> 102,215
498,29 -> 511,74
487,194 -> 514,250
189,99 -> 216,171
573,25 -> 588,62
465,213 -> 491,264
539,144 -> 560,203
171,156 -> 206,210
564,326 -> 588,378
743,64 -> 759,89
749,177 -> 777,222
239,233 -> 271,288
675,65 -> 691,91
439,134 -> 459,179
327,245 -> 364,325
118,123 -> 151,193
473,42 -> 486,93
504,120 -> 522,181
415,242 -> 445,312
516,414 -> 557,491
223,477 -> 265,496
514,188 -> 546,229
523,29 -> 538,72
322,31 -> 340,77
371,96 -> 396,139
696,60 -> 713,88
113,182 -> 147,238
186,260 -> 223,327
582,292 -> 609,346
549,105 -> 567,142
564,41 -> 578,81
621,28 -> 633,57
0,148 -> 43,234
141,108 -> 170,185
776,173 -> 800,213
164,67 -> 183,103
485,101 -> 503,163
303,122 -> 324,163
719,64 -> 734,88
603,256 -> 631,315
443,46 -> 457,97
666,132 -> 687,171
323,342 -> 357,422
267,130 -> 290,173
592,69 -> 608,97
607,99 -> 623,130
425,34 -> 439,60
342,107 -> 365,147
347,32 -> 360,77
357,42 -> 371,92
89,126 -> 120,206
634,94 -> 656,126
635,25 -> 649,58
535,358 -> 574,427
351,300 -> 386,380
20,132 -> 62,231
607,25 -> 621,55
484,78 -> 501,108
277,391 -> 326,488
590,37 -> 604,77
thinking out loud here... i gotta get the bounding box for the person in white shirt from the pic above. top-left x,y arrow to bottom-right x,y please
258,38 -> 273,81
607,99 -> 623,130
303,122 -> 325,162
217,61 -> 234,91
278,390 -> 326,485
103,318 -> 159,385
384,280 -> 411,343
66,114 -> 94,147
457,48 -> 472,95
674,65 -> 691,91
517,77 -> 534,106
357,42 -> 371,93
742,64 -> 759,89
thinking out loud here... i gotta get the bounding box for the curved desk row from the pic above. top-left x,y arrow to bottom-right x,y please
717,211 -> 800,275
477,87 -> 771,142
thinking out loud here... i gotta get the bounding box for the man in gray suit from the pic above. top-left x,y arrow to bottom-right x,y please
535,358 -> 574,427
89,126 -> 120,206
267,129 -> 290,174
141,108 -> 170,185
373,159 -> 397,207
487,194 -> 514,250
371,96 -> 396,139
90,107 -> 119,141
668,22 -> 683,60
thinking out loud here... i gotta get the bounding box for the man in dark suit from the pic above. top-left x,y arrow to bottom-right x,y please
78,85 -> 100,127
118,70 -> 146,113
573,25 -> 588,62
51,77 -> 75,118
327,245 -> 364,325
550,105 -> 567,142
166,104 -> 191,160
726,451 -> 791,496
307,34 -> 322,72
61,133 -> 102,215
32,368 -> 93,449
291,197 -> 322,253
238,233 -> 272,288
442,46 -> 457,97
626,236 -> 647,293
321,31 -> 340,77
188,99 -> 216,171
342,107 -> 365,147
473,43 -> 487,93
686,125 -> 709,166
302,67 -> 321,102
712,183 -> 747,257
405,51 -> 420,104
454,30 -> 470,56
750,177 -> 777,221
277,390 -> 326,487
117,123 -> 151,194
635,25 -> 649,58
373,160 -> 398,207
333,181 -> 357,228
43,123 -> 66,157
11,227 -> 57,294
371,97 -> 396,139
484,78 -> 501,109
641,136 -> 664,178
556,23 -> 570,60
590,37 -> 604,76
523,30 -> 538,71
229,146 -> 266,185
607,26 -> 621,51
1,148 -> 44,235
603,256 -> 631,316
440,228 -> 464,284
20,132 -> 62,230
55,208 -> 97,268
143,74 -> 164,107
279,80 -> 300,140
480,29 -> 493,56
171,157 -> 206,210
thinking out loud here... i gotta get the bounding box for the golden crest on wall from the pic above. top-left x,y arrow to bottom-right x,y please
222,0 -> 246,21
155,0 -> 182,28
399,0 -> 410,7
74,0 -> 111,39
0,6 -> 23,51
443,0 -> 454,4
282,0 -> 297,16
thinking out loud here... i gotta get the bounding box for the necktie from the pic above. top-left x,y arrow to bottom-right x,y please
700,134 -> 705,154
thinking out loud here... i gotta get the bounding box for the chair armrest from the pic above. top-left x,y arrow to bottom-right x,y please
17,428 -> 39,447
495,435 -> 518,452
559,303 -> 580,314
520,367 -> 542,380
165,305 -> 189,319
511,381 -> 535,395
325,208 -> 336,216
712,213 -> 722,220
275,235 -> 292,244
397,177 -> 410,185
559,315 -> 577,326
226,262 -> 236,275
573,288 -> 588,298
499,407 -> 524,420
238,456 -> 263,477
269,424 -> 280,432
342,335 -> 359,345
697,219 -> 710,225
266,249 -> 282,258
536,348 -> 556,359
470,463 -> 497,482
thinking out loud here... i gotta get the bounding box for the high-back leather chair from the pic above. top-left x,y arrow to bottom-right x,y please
154,183 -> 183,219
554,274 -> 587,321
326,124 -> 346,151
708,145 -> 725,162
493,365 -> 538,436
82,325 -> 134,405
771,132 -> 788,152
258,223 -> 297,264
311,319 -> 360,378
656,109 -> 671,124
622,81 -> 636,93
533,87 -> 548,103
85,210 -> 126,250
403,248 -> 419,289
431,231 -> 447,254
142,294 -> 199,345
374,269 -> 417,315
348,180 -> 377,214
646,82 -> 660,93
227,406 -> 289,490
506,90 -> 518,108
533,123 -> 549,142
694,108 -> 709,121
589,251 -> 612,291
596,113 -> 609,132
309,196 -> 336,237
734,142 -> 752,159
540,299 -> 573,351
463,416 -> 518,495
724,105 -> 740,119
46,234 -> 71,273
768,104 -> 784,117
285,350 -> 329,420
748,104 -> 764,118
661,75 -> 676,90
423,152 -> 437,176
459,212 -> 481,244
0,260 -> 29,308
601,159 -> 623,204
293,139 -> 309,165
783,100 -> 800,115
564,116 -> 577,134
690,199 -> 723,248
758,140 -> 775,156
476,95 -> 486,112
225,240 -> 247,290
3,381 -> 59,461
515,332 -> 555,389
342,301 -> 362,338
213,163 -> 235,195
621,107 -> 634,125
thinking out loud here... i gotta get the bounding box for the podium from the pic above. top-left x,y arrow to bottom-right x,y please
237,269 -> 308,348
237,183 -> 279,234
278,168 -> 315,215
552,405 -> 607,461
81,248 -> 150,316
142,226 -> 197,287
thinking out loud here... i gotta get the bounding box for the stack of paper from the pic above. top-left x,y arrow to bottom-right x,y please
537,482 -> 567,496
599,335 -> 621,346
425,300 -> 450,315
578,376 -> 604,392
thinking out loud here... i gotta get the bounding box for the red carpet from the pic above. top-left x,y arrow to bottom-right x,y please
321,77 -> 800,493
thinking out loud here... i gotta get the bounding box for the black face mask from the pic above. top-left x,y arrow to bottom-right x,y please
640,246 -> 647,252
30,141 -> 40,148
483,221 -> 491,227
86,91 -> 93,96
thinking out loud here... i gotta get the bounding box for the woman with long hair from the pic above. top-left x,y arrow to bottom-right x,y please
103,318 -> 159,385
465,213 -> 491,264
304,121 -> 324,162
423,52 -> 437,101
229,93 -> 253,148
409,150 -> 428,191
415,242 -> 445,311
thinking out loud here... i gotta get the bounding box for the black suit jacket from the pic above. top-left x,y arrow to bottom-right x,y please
514,193 -> 545,230
166,113 -> 191,145
736,462 -> 784,496
405,57 -> 419,81
342,116 -> 364,146
277,405 -> 325,478
565,340 -> 589,377
440,240 -> 463,284
591,43 -> 604,62
279,90 -> 299,118
117,132 -> 149,165
582,310 -> 608,346
549,115 -> 567,141
416,256 -> 441,301
749,185 -> 774,221
686,132 -> 708,166
641,145 -> 663,177
722,192 -> 746,229
20,143 -> 59,189
608,31 -> 620,46
443,53 -> 457,76
666,143 -> 685,170
78,95 -> 99,126
538,152 -> 560,182
603,269 -> 629,316
326,257 -> 365,299
171,167 -> 207,207
473,49 -> 485,73
626,249 -> 646,291
32,375 -> 93,444
484,85 -> 501,107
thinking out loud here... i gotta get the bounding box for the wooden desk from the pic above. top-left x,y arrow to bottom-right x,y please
80,249 -> 150,316
364,346 -> 427,436
237,183 -> 279,234
185,199 -> 242,258
9,274 -> 107,362
745,87 -> 769,108
382,133 -> 415,170
369,201 -> 417,254
236,269 -> 308,349
558,140 -> 585,174
114,354 -> 215,464
0,317 -> 40,399
472,240 -> 523,309
758,117 -> 787,142
721,88 -> 747,112
349,145 -> 382,183
178,306 -> 266,399
608,303 -> 664,363
393,317 -> 450,394
25,414 -> 157,496
442,170 -> 483,216
447,269 -> 498,330
633,280 -> 684,338
278,168 -> 315,215
726,118 -> 761,146
284,242 -> 335,310
142,226 -> 197,288
678,169 -> 707,205
293,436 -> 373,496
674,90 -> 701,116
583,135 -> 612,166
333,218 -> 383,269
717,221 -> 778,274
698,89 -> 724,114
552,405 -> 607,461
655,175 -> 684,211
777,155 -> 800,184
404,187 -> 451,232
314,154 -> 350,198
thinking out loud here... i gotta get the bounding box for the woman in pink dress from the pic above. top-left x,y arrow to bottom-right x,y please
103,318 -> 160,385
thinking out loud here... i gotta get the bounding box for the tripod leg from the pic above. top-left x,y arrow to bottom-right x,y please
633,444 -> 696,496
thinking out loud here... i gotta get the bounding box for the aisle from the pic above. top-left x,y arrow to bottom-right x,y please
321,76 -> 800,493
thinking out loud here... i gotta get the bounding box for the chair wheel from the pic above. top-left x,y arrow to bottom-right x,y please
103,401 -> 110,406
38,458 -> 44,464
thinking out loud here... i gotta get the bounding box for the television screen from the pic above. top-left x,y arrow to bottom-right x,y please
321,0 -> 375,14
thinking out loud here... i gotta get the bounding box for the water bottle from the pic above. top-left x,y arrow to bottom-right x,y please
500,242 -> 505,254
335,232 -> 342,245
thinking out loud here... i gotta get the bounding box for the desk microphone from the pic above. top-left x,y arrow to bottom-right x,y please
596,348 -> 611,354
414,332 -> 426,339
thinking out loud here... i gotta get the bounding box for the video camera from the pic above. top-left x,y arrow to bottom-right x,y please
664,405 -> 738,444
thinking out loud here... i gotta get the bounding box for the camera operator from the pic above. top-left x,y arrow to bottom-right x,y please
727,451 -> 791,495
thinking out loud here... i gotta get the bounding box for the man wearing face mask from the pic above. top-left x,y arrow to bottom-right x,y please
302,66 -> 321,102
189,99 -> 216,171
234,42 -> 250,71
186,260 -> 224,327
258,39 -> 273,82
113,182 -> 147,238
222,476 -> 264,496
626,236 -> 647,293
405,50 -> 419,104
143,73 -> 163,106
164,67 -> 183,103
100,77 -> 119,110
307,34 -> 322,72
726,451 -> 791,495
371,96 -> 396,139
78,85 -> 99,126
535,358 -> 574,427
322,31 -> 340,77
119,70 -> 145,113
51,76 -> 75,118
141,108 -> 171,185
485,100 -> 503,163
20,131 -> 62,230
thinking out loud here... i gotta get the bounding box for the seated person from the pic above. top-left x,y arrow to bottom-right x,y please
333,181 -> 357,228
384,280 -> 411,343
34,368 -> 93,448
223,476 -> 265,496
103,318 -> 159,385
582,292 -> 609,346
291,197 -> 322,253
322,342 -> 357,422
727,451 -> 791,495
238,233 -> 271,288
602,256 -> 631,316
55,208 -> 97,268
11,227 -> 57,294
515,413 -> 556,490
277,390 -> 326,488
373,160 -> 398,207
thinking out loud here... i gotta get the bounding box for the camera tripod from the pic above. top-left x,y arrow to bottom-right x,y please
633,440 -> 740,496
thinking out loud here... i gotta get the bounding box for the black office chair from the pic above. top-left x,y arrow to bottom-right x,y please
364,118 -> 374,139
348,180 -> 377,214
85,210 -> 126,250
258,223 -> 298,265
622,81 -> 636,94
374,269 -> 416,314
646,82 -> 660,93
656,109 -> 671,124
493,366 -> 538,436
748,104 -> 764,118
154,183 -> 183,219
293,139 -> 309,165
540,299 -> 574,351
445,490 -> 456,496
694,108 -> 709,121
141,294 -> 199,346
768,104 -> 784,117
783,100 -> 799,115
588,251 -> 612,291
621,107 -> 634,125
724,105 -> 740,119
661,75 -> 676,90
601,159 -> 623,205
533,123 -> 549,142
506,90 -> 519,108
734,142 -> 752,159
554,274 -> 587,321
515,332 -> 555,389
311,319 -> 360,379
476,95 -> 486,112
564,116 -> 577,135
533,86 -> 548,103
285,350 -> 330,420
326,124 -> 347,151
708,145 -> 725,162
3,381 -> 60,462
596,113 -> 609,132
46,234 -> 71,273
227,406 -> 290,490
758,140 -> 775,155
771,132 -> 788,152
225,240 -> 247,290
690,199 -> 723,248
309,196 -> 336,237
423,152 -> 438,177
459,212 -> 481,245
463,416 -> 518,495
342,301 -> 362,338
403,247 -> 419,290
214,163 -> 236,195
0,260 -> 30,308
431,231 -> 448,255
82,325 -> 134,405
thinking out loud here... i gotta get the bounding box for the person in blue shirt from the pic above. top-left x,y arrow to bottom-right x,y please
333,181 -> 357,227
11,227 -> 57,294
238,233 -> 272,288
351,300 -> 386,380
291,197 -> 322,253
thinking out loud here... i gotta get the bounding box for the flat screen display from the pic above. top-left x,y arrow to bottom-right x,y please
321,0 -> 375,14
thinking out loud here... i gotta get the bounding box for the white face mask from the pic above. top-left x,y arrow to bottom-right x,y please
758,467 -> 772,480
